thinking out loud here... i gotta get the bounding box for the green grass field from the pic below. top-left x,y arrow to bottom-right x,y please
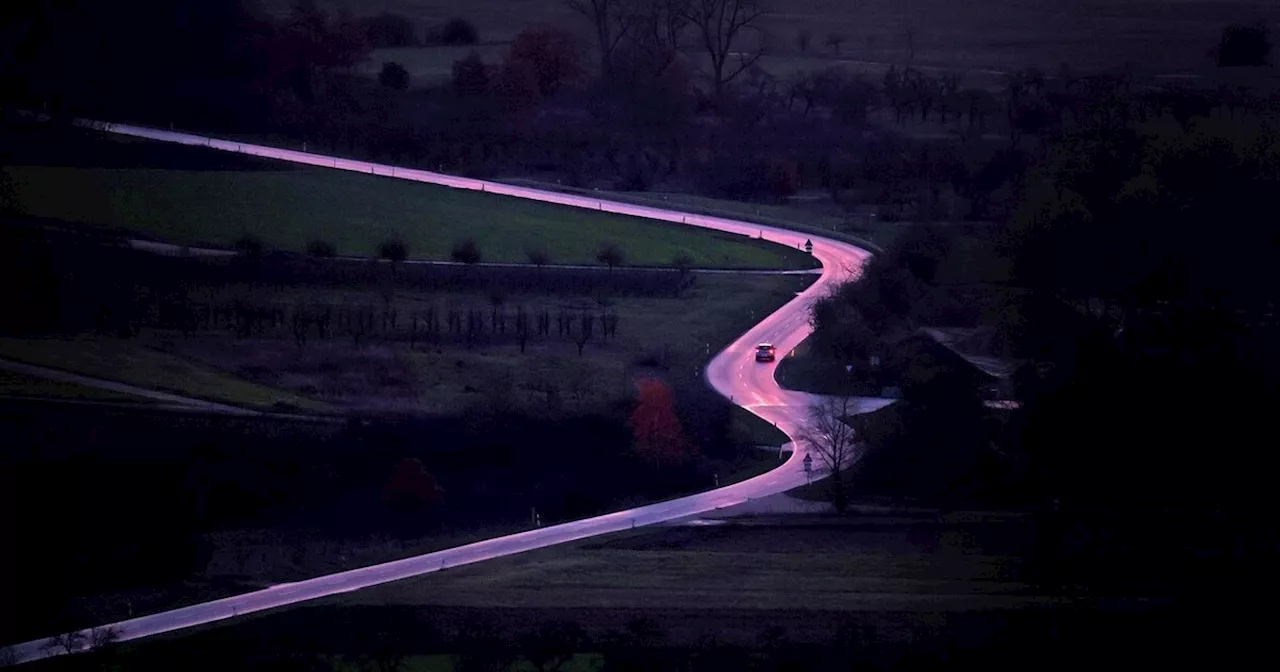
5,164 -> 816,269
0,368 -> 155,404
0,338 -> 329,412
499,178 -> 894,252
343,516 -> 1037,614
88,515 -> 1053,670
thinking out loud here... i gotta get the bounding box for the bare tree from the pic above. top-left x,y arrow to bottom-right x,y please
795,28 -> 812,53
87,626 -> 121,656
683,0 -> 766,99
596,242 -> 626,272
568,0 -> 643,75
516,306 -> 531,353
825,32 -> 846,55
901,20 -> 918,63
633,0 -> 691,75
526,246 -> 551,268
797,395 -> 861,513
43,629 -> 87,656
575,311 -> 594,355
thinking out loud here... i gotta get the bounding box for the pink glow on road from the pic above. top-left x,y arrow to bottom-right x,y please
2,121 -> 881,666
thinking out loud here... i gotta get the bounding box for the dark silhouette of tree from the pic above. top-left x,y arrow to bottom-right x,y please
630,0 -> 691,76
382,458 -> 445,512
378,61 -> 410,90
362,13 -> 417,48
575,312 -> 594,355
306,239 -> 336,257
568,0 -> 642,76
291,309 -> 309,350
516,306 -> 531,353
0,169 -> 18,215
1212,23 -> 1271,66
452,52 -> 490,96
628,378 -> 692,469
440,17 -> 479,45
453,618 -> 516,672
601,617 -> 673,671
42,629 -> 86,657
795,28 -> 812,53
377,237 -> 409,282
451,238 -> 481,264
596,242 -> 625,272
684,0 -> 765,100
488,287 -> 506,333
797,395 -> 859,512
234,233 -> 265,258
521,621 -> 587,672
672,252 -> 695,275
503,26 -> 583,97
378,238 -> 409,263
825,32 -> 846,54
526,246 -> 551,267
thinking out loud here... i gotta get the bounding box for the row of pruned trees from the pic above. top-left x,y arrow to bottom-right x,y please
166,298 -> 624,355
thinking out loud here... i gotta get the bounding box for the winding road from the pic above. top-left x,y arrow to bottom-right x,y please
1,121 -> 886,666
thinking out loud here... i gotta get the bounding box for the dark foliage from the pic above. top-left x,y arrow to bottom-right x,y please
362,13 -> 418,48
596,242 -> 625,270
438,18 -> 479,46
451,52 -> 490,96
378,62 -> 410,91
305,239 -> 336,258
450,238 -> 482,265
233,233 -> 265,258
1212,22 -> 1271,66
377,237 -> 409,263
0,395 -> 732,644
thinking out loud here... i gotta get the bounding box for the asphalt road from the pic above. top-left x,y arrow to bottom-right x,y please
2,121 -> 887,666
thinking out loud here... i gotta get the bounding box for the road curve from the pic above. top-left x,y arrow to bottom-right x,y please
2,121 -> 885,666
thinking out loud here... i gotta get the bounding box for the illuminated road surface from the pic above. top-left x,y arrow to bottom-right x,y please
2,122 -> 885,665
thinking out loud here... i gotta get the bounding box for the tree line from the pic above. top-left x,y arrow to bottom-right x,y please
0,216 -> 696,339
13,1 -> 1270,228
802,77 -> 1280,597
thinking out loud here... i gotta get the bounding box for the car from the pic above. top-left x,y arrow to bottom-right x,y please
755,343 -> 776,362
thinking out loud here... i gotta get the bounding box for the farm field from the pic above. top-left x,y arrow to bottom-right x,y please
4,146 -> 816,270
80,512 -> 1186,672
0,337 -> 330,412
283,0 -> 1280,88
0,367 -> 155,405
126,271 -> 814,418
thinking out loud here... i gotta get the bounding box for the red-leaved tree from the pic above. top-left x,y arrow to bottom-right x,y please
629,378 -> 693,470
503,26 -> 582,97
382,458 -> 445,512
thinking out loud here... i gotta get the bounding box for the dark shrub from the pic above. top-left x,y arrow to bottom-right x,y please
306,239 -> 336,258
363,13 -> 417,48
440,17 -> 479,45
451,238 -> 481,264
379,61 -> 410,91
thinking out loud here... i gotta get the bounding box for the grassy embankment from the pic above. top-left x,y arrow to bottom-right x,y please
0,337 -> 330,412
5,157 -> 817,270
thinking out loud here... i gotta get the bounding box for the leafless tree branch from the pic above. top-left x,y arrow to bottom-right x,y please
568,0 -> 646,75
797,395 -> 861,512
683,0 -> 766,98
